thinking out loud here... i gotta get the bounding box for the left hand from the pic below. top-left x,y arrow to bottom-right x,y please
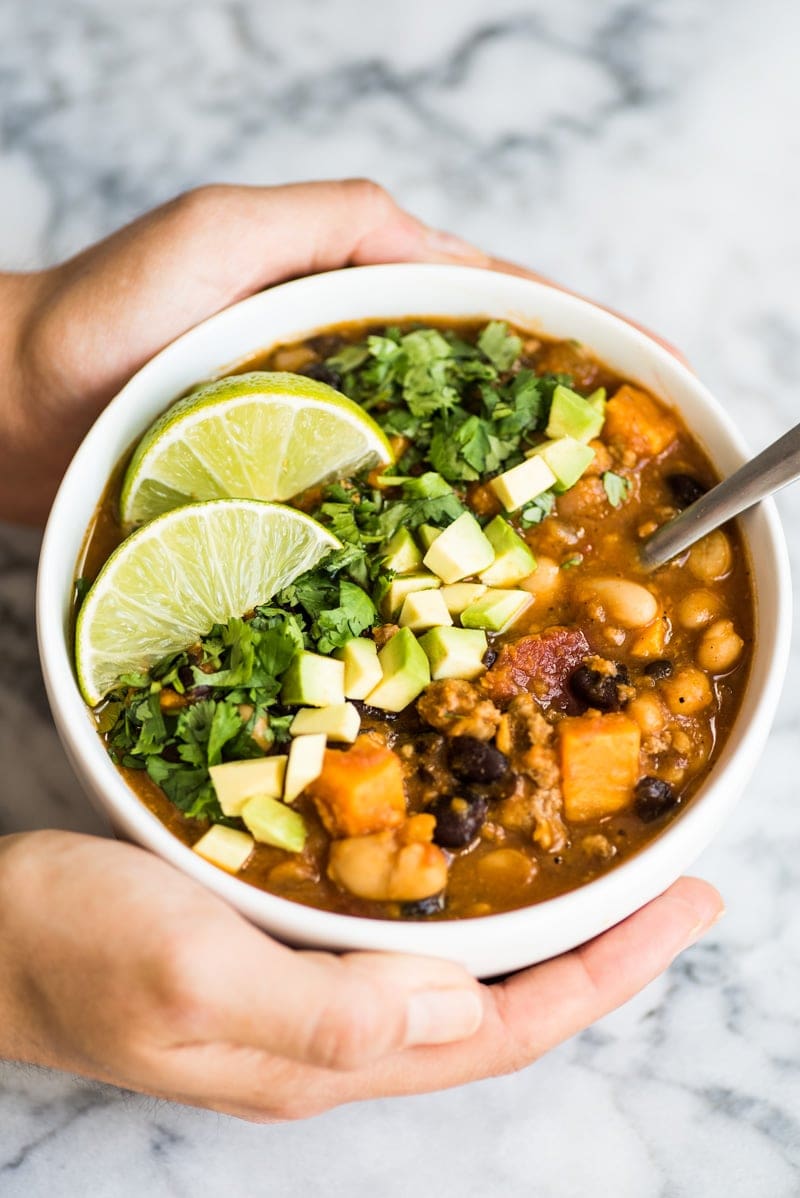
0,178 -> 489,524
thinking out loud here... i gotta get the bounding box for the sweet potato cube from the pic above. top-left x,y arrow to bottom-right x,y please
630,616 -> 668,659
306,736 -> 406,837
558,713 -> 641,821
604,384 -> 678,459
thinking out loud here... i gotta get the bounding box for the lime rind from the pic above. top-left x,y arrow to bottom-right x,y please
119,371 -> 393,528
75,498 -> 341,706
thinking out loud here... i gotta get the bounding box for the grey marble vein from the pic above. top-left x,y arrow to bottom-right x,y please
1,1 -> 799,1195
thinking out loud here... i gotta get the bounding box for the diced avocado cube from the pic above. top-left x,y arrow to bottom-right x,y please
418,626 -> 488,681
192,824 -> 254,873
479,516 -> 536,587
209,756 -> 287,816
289,703 -> 361,743
365,627 -> 431,712
417,524 -> 441,550
526,436 -> 595,492
399,588 -> 453,632
586,387 -> 606,417
440,582 -> 487,617
423,512 -> 495,584
241,794 -> 307,853
461,588 -> 532,633
280,650 -> 345,707
334,637 -> 382,700
546,383 -> 605,443
381,571 -> 441,619
283,733 -> 327,803
489,455 -> 557,512
381,526 -> 423,574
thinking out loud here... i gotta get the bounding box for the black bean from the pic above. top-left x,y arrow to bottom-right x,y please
448,737 -> 508,784
667,473 -> 707,509
482,647 -> 498,668
178,665 -> 195,688
401,893 -> 446,919
302,360 -> 342,390
569,665 -> 621,712
188,685 -> 212,702
614,662 -> 631,685
643,659 -> 673,680
432,794 -> 488,848
634,776 -> 677,822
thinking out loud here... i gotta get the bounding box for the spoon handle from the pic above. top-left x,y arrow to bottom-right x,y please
640,419 -> 800,569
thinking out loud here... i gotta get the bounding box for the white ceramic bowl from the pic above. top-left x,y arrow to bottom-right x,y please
37,264 -> 792,977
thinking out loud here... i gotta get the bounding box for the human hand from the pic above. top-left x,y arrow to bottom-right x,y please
0,180 -> 718,1118
0,830 -> 722,1121
2,176 -> 682,523
0,179 -> 489,524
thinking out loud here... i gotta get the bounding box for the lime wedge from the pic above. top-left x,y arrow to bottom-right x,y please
120,371 -> 393,528
75,499 -> 340,705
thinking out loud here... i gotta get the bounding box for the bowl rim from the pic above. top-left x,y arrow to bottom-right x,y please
36,263 -> 793,972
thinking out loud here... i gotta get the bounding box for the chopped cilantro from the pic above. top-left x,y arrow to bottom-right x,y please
477,320 -> 522,371
561,554 -> 584,569
102,321 -> 589,833
520,491 -> 556,526
602,471 -> 632,508
312,579 -> 377,653
327,322 -> 565,483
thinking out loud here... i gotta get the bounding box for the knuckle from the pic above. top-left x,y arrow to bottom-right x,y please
170,183 -> 232,229
305,985 -> 396,1070
338,176 -> 394,214
140,929 -> 206,1034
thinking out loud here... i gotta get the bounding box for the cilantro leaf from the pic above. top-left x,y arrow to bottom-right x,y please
602,471 -> 632,508
207,701 -> 243,766
520,491 -> 556,526
477,321 -> 522,371
429,414 -> 490,482
314,580 -> 377,653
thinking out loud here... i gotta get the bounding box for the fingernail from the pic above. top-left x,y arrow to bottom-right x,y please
682,898 -> 726,951
405,988 -> 484,1047
421,227 -> 490,266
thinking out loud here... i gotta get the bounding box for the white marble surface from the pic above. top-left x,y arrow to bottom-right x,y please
1,0 -> 799,1193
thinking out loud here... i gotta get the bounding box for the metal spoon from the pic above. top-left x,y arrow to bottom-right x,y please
640,420 -> 800,570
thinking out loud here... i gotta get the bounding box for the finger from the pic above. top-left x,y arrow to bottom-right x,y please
484,252 -> 690,366
181,924 -> 484,1072
327,877 -> 724,1100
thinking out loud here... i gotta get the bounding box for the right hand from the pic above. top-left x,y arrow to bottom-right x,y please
0,830 -> 722,1121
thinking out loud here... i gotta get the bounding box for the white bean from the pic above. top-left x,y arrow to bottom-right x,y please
519,556 -> 561,602
580,577 -> 659,629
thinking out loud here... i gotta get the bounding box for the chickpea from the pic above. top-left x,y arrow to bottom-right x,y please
677,588 -> 723,630
688,530 -> 732,582
697,619 -> 744,673
671,728 -> 693,755
660,759 -> 688,785
271,344 -> 316,372
519,556 -> 561,603
476,848 -> 536,889
327,826 -> 448,902
580,577 -> 659,629
628,693 -> 667,736
660,666 -> 714,715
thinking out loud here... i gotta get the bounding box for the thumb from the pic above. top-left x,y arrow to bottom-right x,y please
199,936 -> 485,1072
